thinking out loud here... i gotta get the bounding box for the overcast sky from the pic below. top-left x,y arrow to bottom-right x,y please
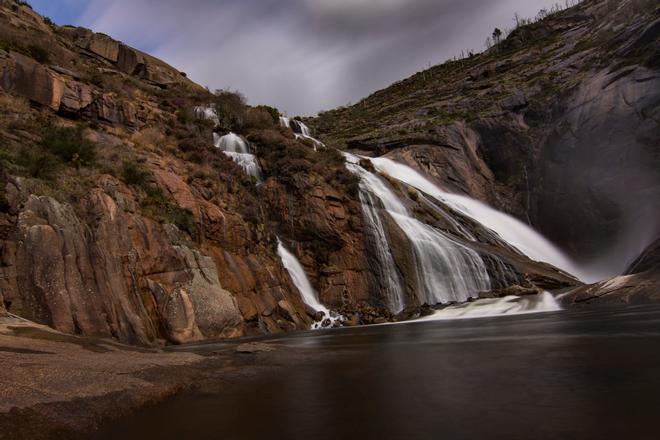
31,0 -> 564,115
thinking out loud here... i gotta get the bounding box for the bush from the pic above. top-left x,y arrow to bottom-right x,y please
176,109 -> 193,125
211,89 -> 247,132
254,105 -> 279,122
244,107 -> 276,130
27,44 -> 49,63
120,161 -> 151,187
140,186 -> 196,236
0,40 -> 49,64
17,148 -> 59,179
40,126 -> 96,168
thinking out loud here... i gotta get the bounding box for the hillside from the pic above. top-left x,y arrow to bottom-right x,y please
0,0 -> 367,344
313,0 -> 660,281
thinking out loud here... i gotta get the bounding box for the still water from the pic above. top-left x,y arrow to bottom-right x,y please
99,306 -> 660,440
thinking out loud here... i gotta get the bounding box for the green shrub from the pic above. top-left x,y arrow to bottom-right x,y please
254,105 -> 279,122
120,161 -> 151,188
40,126 -> 96,168
244,107 -> 276,130
176,109 -> 193,125
17,148 -> 59,179
140,186 -> 196,236
0,40 -> 49,64
211,89 -> 247,132
27,44 -> 49,63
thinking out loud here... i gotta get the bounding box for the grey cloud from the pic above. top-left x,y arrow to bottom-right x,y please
76,0 -> 564,115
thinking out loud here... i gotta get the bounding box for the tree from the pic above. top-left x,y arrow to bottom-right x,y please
492,28 -> 503,45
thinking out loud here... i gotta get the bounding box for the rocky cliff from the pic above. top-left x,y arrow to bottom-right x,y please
313,0 -> 660,282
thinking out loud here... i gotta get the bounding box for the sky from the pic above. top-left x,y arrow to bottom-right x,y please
30,0 -> 565,115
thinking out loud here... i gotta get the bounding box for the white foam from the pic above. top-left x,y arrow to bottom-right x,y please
370,157 -> 591,282
417,291 -> 561,321
277,239 -> 341,329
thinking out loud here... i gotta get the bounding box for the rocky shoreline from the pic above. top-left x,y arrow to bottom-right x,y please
0,315 -> 204,439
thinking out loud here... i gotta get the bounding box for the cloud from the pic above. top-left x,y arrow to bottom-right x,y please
69,0 -> 564,115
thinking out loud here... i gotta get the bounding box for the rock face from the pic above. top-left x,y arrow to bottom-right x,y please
626,239 -> 660,275
0,52 -> 63,110
4,183 -> 243,345
535,67 -> 660,278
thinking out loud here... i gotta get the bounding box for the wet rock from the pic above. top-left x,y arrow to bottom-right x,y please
625,239 -> 660,275
236,342 -> 275,354
343,314 -> 360,327
486,285 -> 542,298
560,271 -> 660,307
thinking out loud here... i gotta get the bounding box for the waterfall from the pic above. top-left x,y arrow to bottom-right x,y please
193,105 -> 219,125
357,182 -> 406,313
214,132 -> 249,153
415,291 -> 561,321
277,239 -> 340,329
214,132 -> 262,181
279,116 -> 325,151
370,157 -> 590,282
345,154 -> 491,309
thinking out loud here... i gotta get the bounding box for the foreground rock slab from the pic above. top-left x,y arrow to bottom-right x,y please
0,315 -> 203,439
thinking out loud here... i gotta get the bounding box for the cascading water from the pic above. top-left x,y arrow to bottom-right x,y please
191,105 -> 261,181
193,105 -> 219,125
345,154 -> 491,309
277,239 -> 341,329
213,132 -> 262,181
279,116 -> 325,151
415,291 -> 561,321
356,181 -> 406,313
370,157 -> 590,282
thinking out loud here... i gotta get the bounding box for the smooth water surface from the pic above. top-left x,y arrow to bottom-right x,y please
99,306 -> 660,440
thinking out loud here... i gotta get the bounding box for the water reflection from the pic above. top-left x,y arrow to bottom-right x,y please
101,306 -> 660,440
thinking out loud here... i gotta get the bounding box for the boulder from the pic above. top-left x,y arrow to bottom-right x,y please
0,52 -> 63,109
60,80 -> 93,112
117,44 -> 144,75
87,33 -> 120,62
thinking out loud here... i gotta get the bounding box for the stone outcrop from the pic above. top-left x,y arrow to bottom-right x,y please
0,51 -> 63,110
3,184 -> 245,345
560,271 -> 660,307
0,50 -> 140,126
60,25 -> 192,88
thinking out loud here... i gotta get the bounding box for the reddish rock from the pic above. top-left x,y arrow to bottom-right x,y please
0,52 -> 63,109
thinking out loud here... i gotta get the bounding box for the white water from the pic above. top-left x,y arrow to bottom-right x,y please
214,132 -> 262,180
277,239 -> 341,329
214,132 -> 249,153
417,291 -> 561,321
345,153 -> 491,310
370,157 -> 590,282
356,182 -> 406,312
279,116 -> 325,151
193,105 -> 219,125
